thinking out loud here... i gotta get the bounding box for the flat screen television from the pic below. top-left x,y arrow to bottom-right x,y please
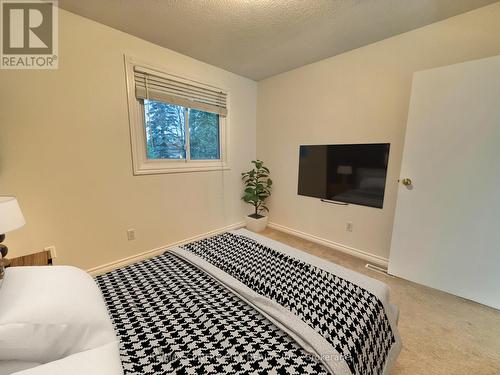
298,143 -> 390,208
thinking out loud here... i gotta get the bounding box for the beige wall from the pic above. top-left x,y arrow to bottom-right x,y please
0,10 -> 256,269
257,3 -> 500,262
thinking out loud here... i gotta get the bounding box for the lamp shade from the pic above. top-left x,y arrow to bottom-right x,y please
0,197 -> 26,234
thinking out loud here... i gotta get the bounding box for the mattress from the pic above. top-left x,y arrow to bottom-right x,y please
96,229 -> 401,374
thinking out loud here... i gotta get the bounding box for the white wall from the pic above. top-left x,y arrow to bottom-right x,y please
0,9 -> 256,270
389,54 -> 500,309
257,3 -> 500,263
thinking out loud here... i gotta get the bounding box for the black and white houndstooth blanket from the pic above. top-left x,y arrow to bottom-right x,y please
96,231 -> 399,375
96,251 -> 329,374
181,232 -> 396,375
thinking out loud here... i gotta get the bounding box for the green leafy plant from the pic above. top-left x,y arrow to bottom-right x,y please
241,160 -> 272,218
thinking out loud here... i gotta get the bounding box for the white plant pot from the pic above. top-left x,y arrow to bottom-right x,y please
245,215 -> 268,233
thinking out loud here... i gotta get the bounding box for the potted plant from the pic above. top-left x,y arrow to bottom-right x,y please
241,160 -> 272,232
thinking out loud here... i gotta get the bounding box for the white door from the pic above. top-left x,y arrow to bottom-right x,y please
388,55 -> 500,310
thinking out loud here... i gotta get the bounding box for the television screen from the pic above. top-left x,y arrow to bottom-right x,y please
298,143 -> 390,208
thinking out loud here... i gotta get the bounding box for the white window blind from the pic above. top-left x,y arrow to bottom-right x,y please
134,66 -> 227,117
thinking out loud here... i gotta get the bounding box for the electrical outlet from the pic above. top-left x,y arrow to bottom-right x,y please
44,245 -> 57,258
127,229 -> 136,241
346,222 -> 353,232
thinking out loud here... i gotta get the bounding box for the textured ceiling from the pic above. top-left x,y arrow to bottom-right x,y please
58,0 -> 498,80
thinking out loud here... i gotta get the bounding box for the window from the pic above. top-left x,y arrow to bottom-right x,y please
188,109 -> 220,160
125,57 -> 228,175
144,100 -> 220,161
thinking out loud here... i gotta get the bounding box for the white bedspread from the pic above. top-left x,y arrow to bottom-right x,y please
11,342 -> 122,375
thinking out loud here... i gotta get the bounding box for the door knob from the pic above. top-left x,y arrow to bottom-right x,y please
400,178 -> 412,186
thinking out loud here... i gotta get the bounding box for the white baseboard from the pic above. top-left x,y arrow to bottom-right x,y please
87,221 -> 245,276
267,222 -> 389,267
87,220 -> 388,276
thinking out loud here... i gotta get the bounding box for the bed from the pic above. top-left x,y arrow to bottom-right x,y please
0,229 -> 401,375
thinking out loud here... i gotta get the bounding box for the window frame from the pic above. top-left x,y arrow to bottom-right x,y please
125,56 -> 229,175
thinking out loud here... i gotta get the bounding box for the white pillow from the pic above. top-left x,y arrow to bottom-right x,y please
0,266 -> 117,363
11,342 -> 123,375
0,360 -> 41,375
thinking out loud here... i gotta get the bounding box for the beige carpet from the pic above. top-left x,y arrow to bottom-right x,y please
260,228 -> 500,375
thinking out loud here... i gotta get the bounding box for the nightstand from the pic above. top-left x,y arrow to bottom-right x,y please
4,250 -> 53,267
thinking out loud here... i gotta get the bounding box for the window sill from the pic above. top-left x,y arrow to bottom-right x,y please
133,161 -> 230,175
